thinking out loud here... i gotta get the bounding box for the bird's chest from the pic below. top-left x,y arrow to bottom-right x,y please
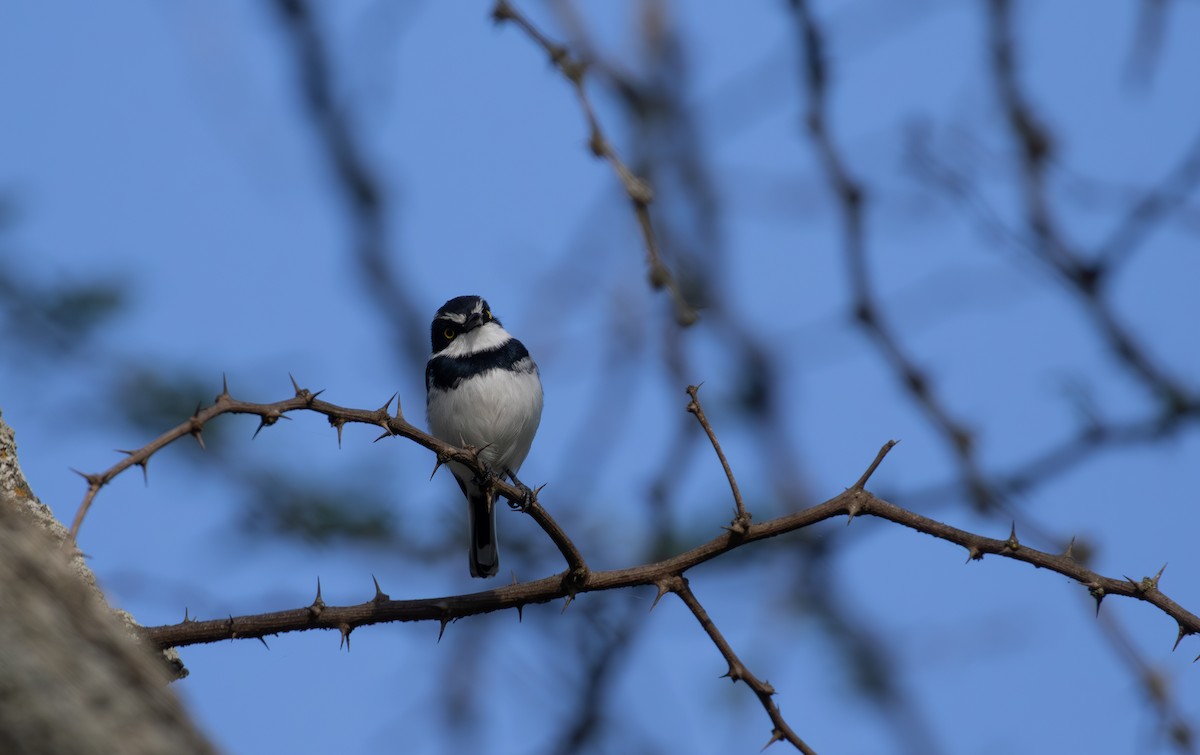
427,369 -> 542,451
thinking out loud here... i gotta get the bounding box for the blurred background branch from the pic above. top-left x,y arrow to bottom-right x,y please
1,0 -> 1197,753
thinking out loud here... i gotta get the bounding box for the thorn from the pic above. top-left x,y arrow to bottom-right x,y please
438,618 -> 450,643
189,414 -> 206,450
467,440 -> 495,463
845,502 -> 859,525
1089,584 -> 1106,615
650,581 -> 671,612
221,373 -> 230,398
1154,563 -> 1168,587
1005,522 -> 1019,550
117,451 -> 149,485
378,393 -> 396,415
257,636 -> 270,650
1175,623 -> 1190,652
308,577 -> 325,619
1063,537 -> 1076,560
964,545 -> 983,563
183,607 -> 190,623
373,430 -> 392,443
760,730 -> 786,751
372,575 -> 389,602
561,594 -> 574,614
311,389 -> 325,400
516,604 -> 523,623
227,614 -> 237,639
429,453 -> 448,481
253,410 -> 289,439
329,417 -> 345,448
70,468 -> 101,488
339,623 -> 352,651
289,373 -> 302,396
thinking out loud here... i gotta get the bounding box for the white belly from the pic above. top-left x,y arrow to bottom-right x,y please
427,367 -> 543,477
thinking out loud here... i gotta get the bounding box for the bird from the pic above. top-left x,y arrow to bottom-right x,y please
425,295 -> 543,578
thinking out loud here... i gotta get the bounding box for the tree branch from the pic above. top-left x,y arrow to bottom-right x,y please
685,384 -> 750,531
72,378 -> 1200,752
672,577 -> 816,754
491,0 -> 697,326
68,376 -> 588,584
138,438 -> 1200,658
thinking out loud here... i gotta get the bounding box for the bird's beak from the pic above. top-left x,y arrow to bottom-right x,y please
464,312 -> 484,331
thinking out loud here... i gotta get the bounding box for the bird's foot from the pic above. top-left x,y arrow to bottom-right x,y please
472,464 -> 500,495
505,469 -> 535,511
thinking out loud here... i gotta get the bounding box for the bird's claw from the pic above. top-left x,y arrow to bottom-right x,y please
472,465 -> 498,489
505,468 -> 535,511
508,484 -> 535,512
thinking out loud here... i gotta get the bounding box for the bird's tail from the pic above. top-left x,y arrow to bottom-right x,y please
467,491 -> 499,578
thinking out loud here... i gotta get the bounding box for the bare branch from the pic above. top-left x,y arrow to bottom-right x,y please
135,440 -> 1200,661
788,1 -> 995,514
685,384 -> 750,532
491,0 -> 698,326
672,578 -> 816,754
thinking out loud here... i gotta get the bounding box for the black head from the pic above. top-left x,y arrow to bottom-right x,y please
430,295 -> 499,353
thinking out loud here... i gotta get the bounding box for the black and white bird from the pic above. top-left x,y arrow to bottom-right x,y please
425,295 -> 543,578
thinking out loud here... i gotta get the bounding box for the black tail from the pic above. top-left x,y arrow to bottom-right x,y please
467,492 -> 499,578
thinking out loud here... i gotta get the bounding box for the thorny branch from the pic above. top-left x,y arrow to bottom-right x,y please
786,1 -> 1199,745
67,376 -> 588,583
685,385 -> 749,532
672,578 -> 816,755
69,377 -> 1200,752
491,0 -> 698,326
133,433 -> 1200,657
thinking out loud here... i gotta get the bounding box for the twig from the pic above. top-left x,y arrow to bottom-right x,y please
672,578 -> 816,754
491,0 -> 698,326
986,0 -> 1191,408
1096,609 -> 1195,753
269,0 -> 425,363
788,0 -> 995,513
685,385 -> 749,531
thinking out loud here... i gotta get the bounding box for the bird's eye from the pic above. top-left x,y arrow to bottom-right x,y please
443,327 -> 455,340
485,310 -> 492,320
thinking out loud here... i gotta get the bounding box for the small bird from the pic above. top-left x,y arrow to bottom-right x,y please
425,295 -> 543,578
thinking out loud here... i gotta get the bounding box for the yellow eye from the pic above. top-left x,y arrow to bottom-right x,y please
443,327 -> 455,340
485,309 -> 492,320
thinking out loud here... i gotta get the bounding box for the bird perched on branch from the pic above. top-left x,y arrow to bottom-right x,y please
425,295 -> 543,578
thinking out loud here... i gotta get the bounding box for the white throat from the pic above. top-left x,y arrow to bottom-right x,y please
439,322 -> 512,358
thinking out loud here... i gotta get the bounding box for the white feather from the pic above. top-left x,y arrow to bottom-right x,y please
427,346 -> 542,491
439,321 -> 511,359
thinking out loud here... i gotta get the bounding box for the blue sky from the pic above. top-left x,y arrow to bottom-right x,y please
2,1 -> 1200,753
